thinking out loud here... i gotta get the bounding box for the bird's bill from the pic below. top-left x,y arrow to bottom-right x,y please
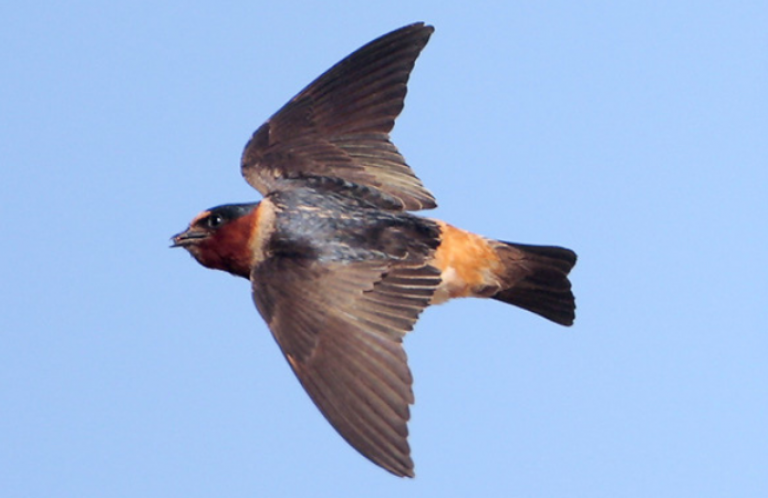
170,227 -> 208,248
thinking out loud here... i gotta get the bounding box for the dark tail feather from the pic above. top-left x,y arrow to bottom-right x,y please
491,242 -> 577,326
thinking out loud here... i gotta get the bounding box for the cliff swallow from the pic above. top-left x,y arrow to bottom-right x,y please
172,23 -> 576,477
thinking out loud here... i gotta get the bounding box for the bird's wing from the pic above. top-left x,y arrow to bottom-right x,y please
241,23 -> 436,211
251,256 -> 441,477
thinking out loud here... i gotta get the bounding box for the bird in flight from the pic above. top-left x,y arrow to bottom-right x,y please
172,22 -> 576,477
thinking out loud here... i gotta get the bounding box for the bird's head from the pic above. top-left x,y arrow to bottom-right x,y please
171,203 -> 260,278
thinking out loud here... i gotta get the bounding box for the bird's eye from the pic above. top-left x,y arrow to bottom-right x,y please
207,214 -> 224,228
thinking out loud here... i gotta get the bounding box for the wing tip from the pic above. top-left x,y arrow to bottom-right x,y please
387,461 -> 416,478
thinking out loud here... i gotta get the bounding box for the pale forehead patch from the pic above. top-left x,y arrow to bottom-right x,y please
189,210 -> 211,226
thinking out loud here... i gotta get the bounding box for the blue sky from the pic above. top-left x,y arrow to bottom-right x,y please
2,1 -> 766,496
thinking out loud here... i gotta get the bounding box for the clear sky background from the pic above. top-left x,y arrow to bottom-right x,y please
2,1 -> 766,497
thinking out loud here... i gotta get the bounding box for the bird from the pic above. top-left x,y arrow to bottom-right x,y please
171,22 -> 576,478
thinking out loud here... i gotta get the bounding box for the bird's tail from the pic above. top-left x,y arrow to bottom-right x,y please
491,242 -> 577,326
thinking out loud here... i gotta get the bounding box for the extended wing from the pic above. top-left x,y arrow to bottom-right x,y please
251,257 -> 441,477
241,23 -> 436,211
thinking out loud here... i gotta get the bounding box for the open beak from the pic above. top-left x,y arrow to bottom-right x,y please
170,227 -> 208,248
